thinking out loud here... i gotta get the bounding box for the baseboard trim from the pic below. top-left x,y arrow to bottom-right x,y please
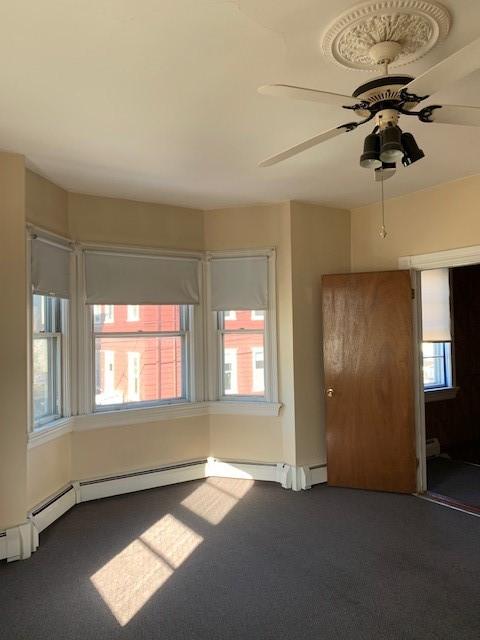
3,458 -> 328,562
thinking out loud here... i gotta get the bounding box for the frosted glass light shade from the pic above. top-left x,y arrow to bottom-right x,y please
421,268 -> 451,341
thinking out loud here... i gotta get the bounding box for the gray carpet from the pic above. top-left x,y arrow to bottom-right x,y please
428,457 -> 480,508
1,478 -> 480,640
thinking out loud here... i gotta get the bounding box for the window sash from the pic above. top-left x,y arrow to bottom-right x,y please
217,311 -> 266,399
423,341 -> 452,390
91,305 -> 190,411
32,333 -> 62,427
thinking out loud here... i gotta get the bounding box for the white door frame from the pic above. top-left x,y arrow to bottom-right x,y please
399,244 -> 480,493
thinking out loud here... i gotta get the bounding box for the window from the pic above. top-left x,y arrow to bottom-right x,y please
223,348 -> 238,394
422,342 -> 452,389
127,305 -> 140,321
224,310 -> 236,321
32,295 -> 65,428
219,310 -> 265,398
104,305 -> 114,323
251,310 -> 264,321
251,347 -> 265,393
92,304 -> 188,410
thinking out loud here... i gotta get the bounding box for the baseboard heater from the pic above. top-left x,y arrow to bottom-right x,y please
30,484 -> 77,534
79,459 -> 209,502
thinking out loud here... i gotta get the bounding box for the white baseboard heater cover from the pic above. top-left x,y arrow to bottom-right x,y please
79,459 -> 208,502
30,485 -> 77,534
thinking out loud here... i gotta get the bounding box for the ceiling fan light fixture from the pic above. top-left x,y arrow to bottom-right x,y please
359,132 -> 382,169
401,132 -> 425,166
380,123 -> 404,163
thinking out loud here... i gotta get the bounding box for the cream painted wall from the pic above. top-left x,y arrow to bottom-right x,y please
204,203 -> 296,465
27,436 -> 71,509
72,417 -> 209,480
351,174 -> 480,272
290,202 -> 350,467
26,170 -> 69,236
68,192 -> 204,250
0,153 -> 28,530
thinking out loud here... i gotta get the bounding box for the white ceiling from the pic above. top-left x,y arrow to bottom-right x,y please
1,0 -> 480,210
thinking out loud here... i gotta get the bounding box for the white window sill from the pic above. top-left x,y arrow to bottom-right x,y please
424,386 -> 459,403
28,417 -> 75,449
74,400 -> 282,432
27,402 -> 282,441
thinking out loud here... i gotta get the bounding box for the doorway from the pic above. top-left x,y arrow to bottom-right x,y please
419,263 -> 480,513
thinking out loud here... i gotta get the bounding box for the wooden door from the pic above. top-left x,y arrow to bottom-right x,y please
322,270 -> 417,493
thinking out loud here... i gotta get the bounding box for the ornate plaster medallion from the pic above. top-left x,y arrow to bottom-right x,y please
321,0 -> 451,71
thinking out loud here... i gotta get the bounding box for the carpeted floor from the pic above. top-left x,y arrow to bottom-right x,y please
427,457 -> 480,508
1,478 -> 480,640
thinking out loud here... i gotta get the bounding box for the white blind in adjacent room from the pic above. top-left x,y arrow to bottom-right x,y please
421,268 -> 451,341
84,251 -> 200,305
210,256 -> 268,310
31,237 -> 71,299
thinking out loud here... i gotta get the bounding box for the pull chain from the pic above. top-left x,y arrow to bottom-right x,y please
379,172 -> 387,239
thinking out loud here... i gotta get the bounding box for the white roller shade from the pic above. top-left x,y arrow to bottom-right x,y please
421,268 -> 451,341
85,251 -> 200,305
31,238 -> 71,299
210,256 -> 268,311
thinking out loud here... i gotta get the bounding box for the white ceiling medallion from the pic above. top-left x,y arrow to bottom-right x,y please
321,0 -> 451,71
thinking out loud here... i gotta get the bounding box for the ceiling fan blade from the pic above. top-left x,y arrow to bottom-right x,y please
259,123 -> 356,167
403,36 -> 480,100
427,104 -> 480,127
258,84 -> 359,108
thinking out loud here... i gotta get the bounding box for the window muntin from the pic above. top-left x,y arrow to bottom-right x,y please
219,310 -> 266,398
92,304 -> 188,410
422,341 -> 452,389
32,294 -> 64,427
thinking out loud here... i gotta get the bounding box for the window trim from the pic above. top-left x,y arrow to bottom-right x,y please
206,248 -> 278,404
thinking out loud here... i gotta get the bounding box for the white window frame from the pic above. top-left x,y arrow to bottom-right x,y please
127,305 -> 140,321
224,310 -> 236,321
251,310 -> 264,321
27,228 -> 75,434
77,244 -> 204,416
206,249 -> 278,404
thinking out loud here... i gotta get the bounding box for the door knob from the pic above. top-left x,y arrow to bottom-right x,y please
326,388 -> 335,398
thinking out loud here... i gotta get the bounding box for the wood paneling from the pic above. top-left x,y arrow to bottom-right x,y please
322,271 -> 416,493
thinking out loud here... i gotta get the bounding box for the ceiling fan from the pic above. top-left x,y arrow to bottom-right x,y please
258,33 -> 480,179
